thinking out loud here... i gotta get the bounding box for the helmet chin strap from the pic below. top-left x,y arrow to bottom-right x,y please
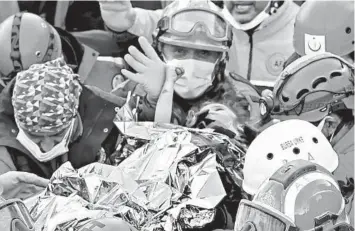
222,2 -> 272,31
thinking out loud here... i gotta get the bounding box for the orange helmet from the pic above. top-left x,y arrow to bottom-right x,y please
0,12 -> 62,86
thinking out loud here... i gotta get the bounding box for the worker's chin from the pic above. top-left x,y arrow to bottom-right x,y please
227,3 -> 256,23
231,12 -> 258,24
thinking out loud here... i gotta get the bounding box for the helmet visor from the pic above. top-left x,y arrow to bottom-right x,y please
235,200 -> 294,231
170,9 -> 228,41
0,199 -> 34,231
272,89 -> 351,122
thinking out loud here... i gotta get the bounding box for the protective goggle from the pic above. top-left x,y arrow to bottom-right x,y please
157,8 -> 232,44
235,200 -> 297,231
0,198 -> 35,231
235,200 -> 354,231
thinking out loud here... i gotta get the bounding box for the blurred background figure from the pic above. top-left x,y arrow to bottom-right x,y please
222,0 -> 299,91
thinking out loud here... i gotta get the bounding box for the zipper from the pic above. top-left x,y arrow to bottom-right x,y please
247,31 -> 254,81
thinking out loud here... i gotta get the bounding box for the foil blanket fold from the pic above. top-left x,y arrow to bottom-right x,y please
25,123 -> 245,231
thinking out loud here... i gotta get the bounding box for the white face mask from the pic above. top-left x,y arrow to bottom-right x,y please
165,59 -> 215,99
222,4 -> 270,31
16,119 -> 75,162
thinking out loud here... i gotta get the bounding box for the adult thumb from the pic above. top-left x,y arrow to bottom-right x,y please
18,172 -> 49,188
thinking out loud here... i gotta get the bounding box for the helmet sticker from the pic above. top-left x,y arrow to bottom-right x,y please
304,34 -> 326,55
280,136 -> 305,151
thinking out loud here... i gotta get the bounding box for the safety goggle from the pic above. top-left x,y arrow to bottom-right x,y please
235,200 -> 297,231
0,198 -> 35,231
157,8 -> 232,43
235,200 -> 354,231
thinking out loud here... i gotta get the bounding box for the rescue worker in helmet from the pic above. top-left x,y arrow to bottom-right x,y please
0,58 -> 127,181
99,0 -> 299,91
114,1 -> 258,228
0,12 -> 126,93
258,53 -> 355,225
284,0 -> 354,68
236,159 -> 354,231
239,120 -> 354,230
114,0 -> 260,135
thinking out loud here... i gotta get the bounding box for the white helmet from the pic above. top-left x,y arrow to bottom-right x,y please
242,119 -> 339,195
236,160 -> 352,231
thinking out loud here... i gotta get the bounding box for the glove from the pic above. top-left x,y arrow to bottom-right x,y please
121,36 -> 167,104
99,0 -> 136,32
0,171 -> 49,200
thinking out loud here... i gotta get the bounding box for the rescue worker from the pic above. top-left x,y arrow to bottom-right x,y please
285,0 -> 354,67
115,1 -> 259,228
259,53 -> 355,225
0,12 -> 126,93
0,58 -> 127,179
117,0 -> 260,130
236,159 -> 353,231
99,0 -> 299,90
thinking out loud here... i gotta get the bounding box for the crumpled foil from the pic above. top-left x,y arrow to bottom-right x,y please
25,123 -> 245,231
113,122 -> 245,186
